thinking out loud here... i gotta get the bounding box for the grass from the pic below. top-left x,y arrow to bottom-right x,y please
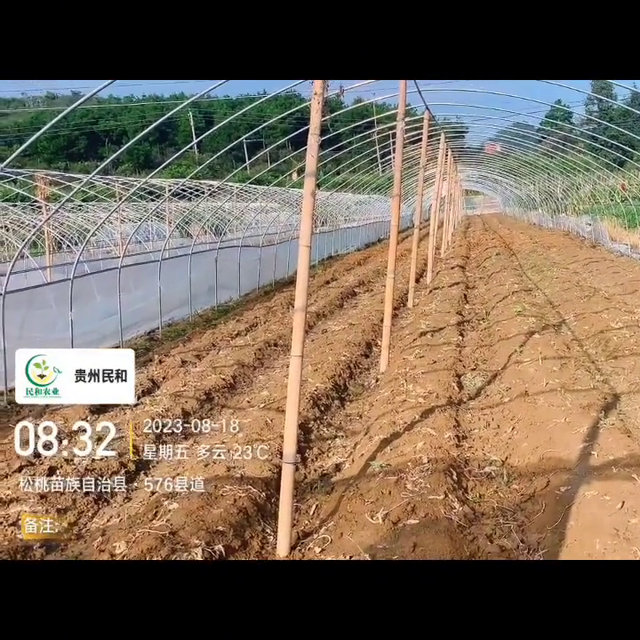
132,276 -> 294,365
585,202 -> 640,228
601,218 -> 640,251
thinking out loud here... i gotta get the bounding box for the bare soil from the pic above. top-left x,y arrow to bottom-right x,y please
2,214 -> 640,560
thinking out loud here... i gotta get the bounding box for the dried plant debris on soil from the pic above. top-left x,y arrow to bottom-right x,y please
3,216 -> 640,560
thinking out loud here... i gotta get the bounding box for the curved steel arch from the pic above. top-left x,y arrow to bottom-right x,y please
4,79 -> 640,398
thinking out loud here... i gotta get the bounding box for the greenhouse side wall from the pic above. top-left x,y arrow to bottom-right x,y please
1,216 -> 413,391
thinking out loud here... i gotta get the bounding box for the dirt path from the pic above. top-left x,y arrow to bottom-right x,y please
480,215 -> 640,559
3,214 -> 640,560
0,226 -> 431,559
294,214 -> 640,560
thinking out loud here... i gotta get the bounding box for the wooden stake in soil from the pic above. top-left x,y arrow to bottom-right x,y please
455,173 -> 462,231
275,80 -> 326,559
35,175 -> 53,283
447,155 -> 457,252
379,79 -> 408,374
407,110 -> 430,309
115,183 -> 124,257
455,175 -> 462,228
165,184 -> 172,252
454,170 -> 460,236
426,133 -> 446,284
441,160 -> 450,254
450,172 -> 457,241
451,163 -> 458,239
441,149 -> 453,257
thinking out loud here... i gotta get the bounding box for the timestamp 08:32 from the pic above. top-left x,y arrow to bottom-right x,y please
143,418 -> 240,435
14,420 -> 117,458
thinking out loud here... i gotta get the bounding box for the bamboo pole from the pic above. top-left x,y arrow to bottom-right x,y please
450,173 -> 458,241
451,169 -> 456,237
448,169 -> 455,241
407,111 -> 430,309
379,80 -> 408,374
445,154 -> 457,253
441,164 -> 450,254
458,182 -> 463,226
450,170 -> 459,243
165,184 -> 172,252
35,175 -> 53,283
441,149 -> 453,257
462,183 -> 466,217
426,134 -> 446,285
115,183 -> 124,257
275,80 -> 326,558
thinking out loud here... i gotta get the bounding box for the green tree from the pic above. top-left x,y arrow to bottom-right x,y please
537,99 -> 576,153
616,83 -> 640,163
0,89 -> 400,189
582,80 -> 630,167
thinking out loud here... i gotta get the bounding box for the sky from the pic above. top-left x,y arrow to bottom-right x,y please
1,79 -> 628,104
0,80 -> 638,145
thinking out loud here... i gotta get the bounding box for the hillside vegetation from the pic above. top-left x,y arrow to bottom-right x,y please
0,87 -> 467,189
2,81 -> 640,220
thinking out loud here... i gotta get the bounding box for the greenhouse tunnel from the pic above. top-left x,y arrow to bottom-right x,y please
1,79 -> 640,396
